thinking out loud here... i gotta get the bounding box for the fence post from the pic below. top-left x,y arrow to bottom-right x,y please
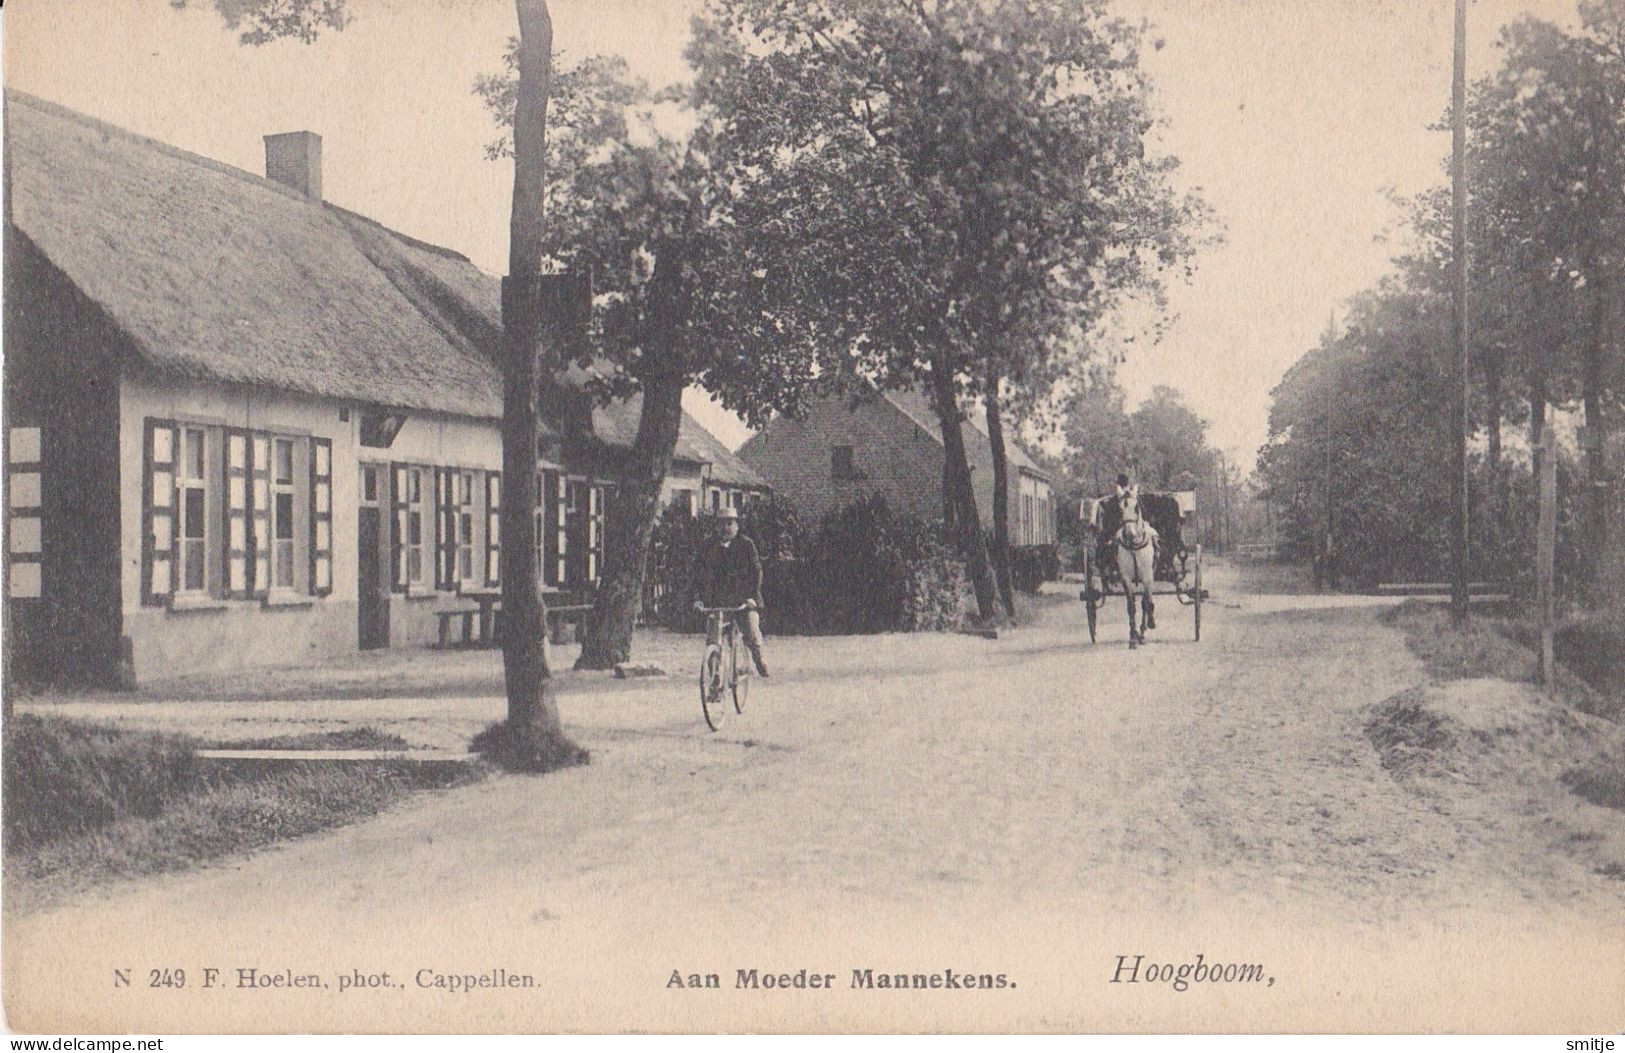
1537,422 -> 1557,686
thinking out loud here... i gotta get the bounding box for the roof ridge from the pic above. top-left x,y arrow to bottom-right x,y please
6,89 -> 316,209
6,90 -> 480,267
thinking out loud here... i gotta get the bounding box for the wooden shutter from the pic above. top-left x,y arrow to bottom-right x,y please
485,471 -> 501,586
391,463 -> 408,590
249,433 -> 272,597
310,437 -> 333,596
224,429 -> 253,598
542,469 -> 560,588
142,419 -> 178,605
435,468 -> 452,590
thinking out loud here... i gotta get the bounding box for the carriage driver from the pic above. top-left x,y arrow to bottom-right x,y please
692,507 -> 770,678
1090,473 -> 1134,569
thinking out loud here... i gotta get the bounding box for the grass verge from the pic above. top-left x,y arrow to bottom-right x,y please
3,715 -> 478,911
1380,600 -> 1619,719
206,727 -> 412,751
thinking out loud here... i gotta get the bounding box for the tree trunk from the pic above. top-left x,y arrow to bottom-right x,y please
495,0 -> 583,769
984,370 -> 1016,618
926,356 -> 997,620
1582,278 -> 1610,589
576,367 -> 685,669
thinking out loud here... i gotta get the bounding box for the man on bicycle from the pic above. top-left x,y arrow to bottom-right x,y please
693,507 -> 769,677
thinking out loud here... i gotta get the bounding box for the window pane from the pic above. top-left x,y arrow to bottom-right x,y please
184,540 -> 205,591
490,475 -> 500,506
254,480 -> 268,509
151,513 -> 172,549
10,516 -> 41,554
275,493 -> 294,540
409,471 -> 421,503
362,467 -> 378,503
228,434 -> 247,470
316,520 -> 330,550
184,488 -> 206,539
153,427 -> 173,464
150,559 -> 169,595
315,558 -> 331,590
185,430 -> 205,479
230,518 -> 247,549
229,477 -> 246,510
149,472 -> 171,510
10,428 -> 41,464
230,558 -> 247,592
316,486 -> 330,515
276,542 -> 294,587
10,562 -> 41,598
11,473 -> 41,509
275,440 -> 293,484
408,548 -> 422,582
315,443 -> 330,477
253,437 -> 269,468
408,512 -> 421,546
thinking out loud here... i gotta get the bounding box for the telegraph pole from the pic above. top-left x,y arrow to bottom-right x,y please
1450,0 -> 1471,620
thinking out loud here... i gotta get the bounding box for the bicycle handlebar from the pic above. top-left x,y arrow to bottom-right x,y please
695,604 -> 753,614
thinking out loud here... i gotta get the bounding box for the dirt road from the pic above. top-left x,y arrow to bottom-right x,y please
6,561 -> 1621,1032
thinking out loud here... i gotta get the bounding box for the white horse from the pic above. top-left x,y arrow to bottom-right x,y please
1115,487 -> 1159,647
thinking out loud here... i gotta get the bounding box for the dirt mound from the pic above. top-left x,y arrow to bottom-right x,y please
1367,679 -> 1620,787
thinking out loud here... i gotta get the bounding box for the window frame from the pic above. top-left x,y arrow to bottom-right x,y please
8,423 -> 44,600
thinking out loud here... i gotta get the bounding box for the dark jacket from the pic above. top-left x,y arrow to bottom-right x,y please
697,535 -> 764,609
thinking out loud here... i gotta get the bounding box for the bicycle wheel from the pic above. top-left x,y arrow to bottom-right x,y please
700,648 -> 727,731
731,634 -> 749,714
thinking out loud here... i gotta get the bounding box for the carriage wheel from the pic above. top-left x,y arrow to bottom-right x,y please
1193,544 -> 1203,642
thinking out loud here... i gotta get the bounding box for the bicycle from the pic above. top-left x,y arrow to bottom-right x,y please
696,603 -> 752,731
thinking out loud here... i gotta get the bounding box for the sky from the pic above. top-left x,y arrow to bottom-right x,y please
3,0 -> 1584,468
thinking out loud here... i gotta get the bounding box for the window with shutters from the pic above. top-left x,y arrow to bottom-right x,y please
392,464 -> 432,589
436,468 -> 478,590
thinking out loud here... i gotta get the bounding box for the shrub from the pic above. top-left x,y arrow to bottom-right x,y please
3,715 -> 200,850
646,493 -> 971,635
1009,544 -> 1061,593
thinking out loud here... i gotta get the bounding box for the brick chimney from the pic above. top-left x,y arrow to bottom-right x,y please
263,131 -> 323,200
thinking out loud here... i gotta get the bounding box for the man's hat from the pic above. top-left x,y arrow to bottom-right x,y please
716,507 -> 740,521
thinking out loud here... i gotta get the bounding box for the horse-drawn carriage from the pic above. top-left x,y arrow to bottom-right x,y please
1079,488 -> 1203,646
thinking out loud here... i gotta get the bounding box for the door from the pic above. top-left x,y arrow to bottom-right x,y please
357,504 -> 389,650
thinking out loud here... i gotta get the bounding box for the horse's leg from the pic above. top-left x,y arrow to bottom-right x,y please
1125,591 -> 1139,647
1143,578 -> 1156,631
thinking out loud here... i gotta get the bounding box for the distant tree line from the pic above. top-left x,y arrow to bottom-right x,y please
1258,0 -> 1623,597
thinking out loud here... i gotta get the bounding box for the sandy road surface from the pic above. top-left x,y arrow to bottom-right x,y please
6,561 -> 1621,1032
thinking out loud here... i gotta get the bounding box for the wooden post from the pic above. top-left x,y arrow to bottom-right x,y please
1536,422 -> 1557,685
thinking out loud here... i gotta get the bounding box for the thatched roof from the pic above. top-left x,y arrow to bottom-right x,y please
7,91 -> 503,419
5,90 -> 762,487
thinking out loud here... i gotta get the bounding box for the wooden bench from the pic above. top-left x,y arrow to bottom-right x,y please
436,607 -> 481,648
482,601 -> 593,646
